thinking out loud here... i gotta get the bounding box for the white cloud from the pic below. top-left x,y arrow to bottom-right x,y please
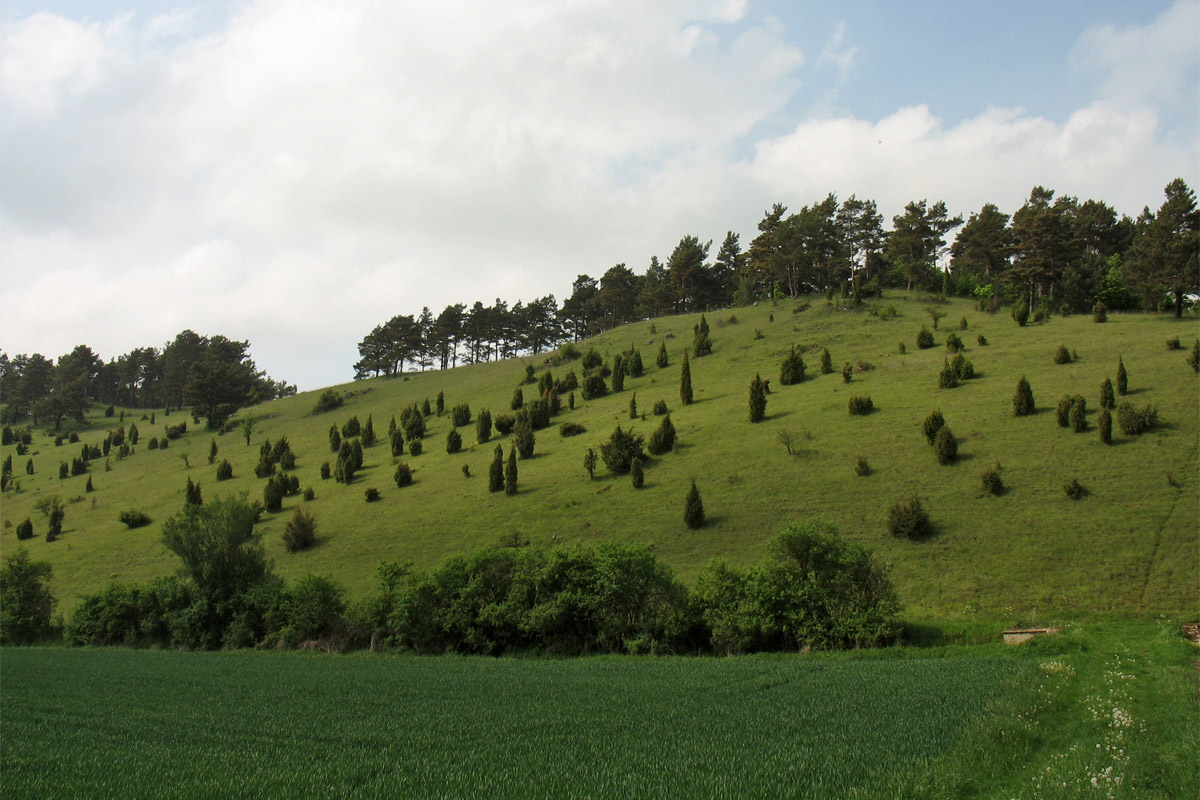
0,1 -> 1195,391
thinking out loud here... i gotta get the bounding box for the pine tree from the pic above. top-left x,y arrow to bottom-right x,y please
611,355 -> 625,392
436,391 -> 444,415
393,462 -> 413,488
209,438 -> 218,465
780,346 -> 806,385
514,411 -> 535,458
185,477 -> 203,506
85,475 -> 93,492
656,342 -> 669,369
628,349 -> 644,378
749,373 -> 767,422
629,393 -> 638,420
934,426 -> 958,465
630,457 -> 644,489
820,348 -> 833,374
647,414 -> 676,455
329,425 -> 341,453
693,315 -> 712,356
362,415 -> 376,447
680,351 -> 693,406
489,445 -> 504,492
684,480 -> 705,529
1098,407 -> 1113,444
1116,356 -> 1128,396
1013,376 -> 1035,416
390,430 -> 405,457
388,416 -> 397,439
505,446 -> 518,495
476,408 -> 492,444
26,458 -> 34,475
446,429 -> 462,454
511,387 -> 524,410
422,398 -> 432,416
584,448 -> 598,479
1099,378 -> 1115,410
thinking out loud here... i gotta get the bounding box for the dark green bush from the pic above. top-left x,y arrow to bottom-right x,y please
1012,302 -> 1029,327
1116,356 -> 1128,395
446,429 -> 462,454
1056,395 -> 1073,427
647,414 -> 676,456
320,462 -> 331,480
341,416 -> 361,438
451,404 -> 471,427
611,355 -> 626,392
505,447 -> 518,496
684,481 -> 705,529
656,342 -> 669,369
1064,478 -> 1088,500
1165,336 -> 1181,350
1054,344 -> 1072,364
329,425 -> 341,453
394,463 -> 413,488
934,426 -> 957,465
748,374 -> 767,422
489,445 -> 504,492
313,390 -> 344,414
944,331 -> 963,352
390,429 -> 405,457
582,348 -> 603,371
583,448 -> 597,480
599,426 -> 646,475
820,348 -> 833,374
854,457 -> 870,476
513,412 -> 536,459
364,488 -> 381,502
1092,301 -> 1107,322
407,438 -> 423,457
559,422 -> 586,437
1189,339 -> 1199,372
582,372 -> 607,400
15,518 -> 33,540
1098,407 -> 1112,444
922,410 -> 945,445
1116,402 -> 1158,436
630,457 -> 644,489
1100,378 -> 1115,410
1013,376 -> 1035,416
976,334 -> 988,346
938,359 -> 958,389
475,409 -> 492,444
950,353 -> 974,380
216,459 -> 233,481
693,315 -> 712,357
263,476 -> 284,513
282,508 -> 317,552
916,326 -> 935,349
841,363 -> 853,383
652,399 -> 668,415
980,467 -> 1003,496
680,352 -> 693,405
493,414 -> 515,435
848,396 -> 873,415
888,495 -> 931,539
779,346 -> 806,385
361,416 -> 376,448
959,317 -> 968,330
303,487 -> 315,501
1070,395 -> 1087,433
119,510 -> 152,529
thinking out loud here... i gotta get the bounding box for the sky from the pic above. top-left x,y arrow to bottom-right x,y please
2,0 -> 1197,392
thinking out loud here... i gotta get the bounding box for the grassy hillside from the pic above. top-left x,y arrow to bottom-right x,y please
3,293 -> 1197,628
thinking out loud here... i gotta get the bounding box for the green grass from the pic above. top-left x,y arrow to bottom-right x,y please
0,645 -> 1026,799
3,623 -> 1193,799
3,295 -> 1197,630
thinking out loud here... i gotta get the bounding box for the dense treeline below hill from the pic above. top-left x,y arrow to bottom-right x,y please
1,294 -> 1196,636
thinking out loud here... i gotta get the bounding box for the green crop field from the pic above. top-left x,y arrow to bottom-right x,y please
3,294 -> 1196,630
2,623 -> 1194,799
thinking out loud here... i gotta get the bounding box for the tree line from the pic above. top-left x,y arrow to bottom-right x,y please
355,179 -> 1197,376
0,330 -> 295,430
0,496 -> 898,655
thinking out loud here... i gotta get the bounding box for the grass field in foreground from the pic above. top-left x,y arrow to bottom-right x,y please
2,624 -> 1195,799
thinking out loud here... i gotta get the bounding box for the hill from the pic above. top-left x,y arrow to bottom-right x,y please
2,293 -> 1197,629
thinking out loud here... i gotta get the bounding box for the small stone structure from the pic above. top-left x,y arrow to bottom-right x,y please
1001,627 -> 1060,645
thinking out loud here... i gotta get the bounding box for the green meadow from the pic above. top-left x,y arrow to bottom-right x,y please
4,294 -> 1195,629
2,623 -> 1195,799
